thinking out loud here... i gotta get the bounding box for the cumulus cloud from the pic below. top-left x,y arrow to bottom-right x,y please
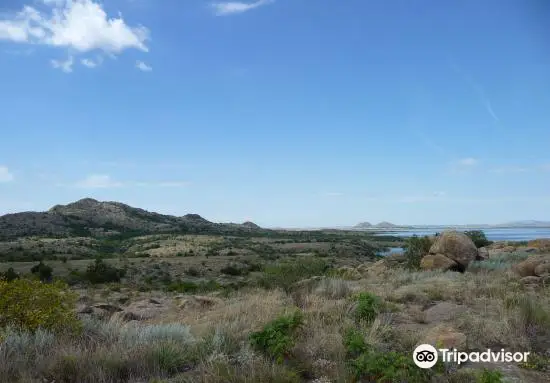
211,0 -> 274,16
0,0 -> 149,70
135,60 -> 152,71
0,166 -> 14,182
51,55 -> 73,72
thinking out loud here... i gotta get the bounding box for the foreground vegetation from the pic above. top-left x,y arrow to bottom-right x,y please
0,231 -> 549,382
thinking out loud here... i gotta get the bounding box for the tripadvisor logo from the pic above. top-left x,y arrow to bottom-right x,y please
413,344 -> 530,368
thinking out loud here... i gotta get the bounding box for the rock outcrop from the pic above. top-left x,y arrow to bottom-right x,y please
428,231 -> 478,269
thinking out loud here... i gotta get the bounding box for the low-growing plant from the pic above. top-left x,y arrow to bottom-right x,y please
475,368 -> 503,383
0,278 -> 80,333
249,310 -> 304,363
348,349 -> 433,382
351,292 -> 381,324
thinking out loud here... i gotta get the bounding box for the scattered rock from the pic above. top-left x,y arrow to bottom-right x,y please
513,255 -> 550,277
179,295 -> 221,310
93,303 -> 123,313
524,247 -> 539,253
520,276 -> 541,287
477,247 -> 489,260
423,302 -> 467,324
429,231 -> 478,268
534,261 -> 550,277
422,325 -> 467,350
335,266 -> 362,280
148,298 -> 162,305
116,299 -> 169,321
420,254 -> 458,271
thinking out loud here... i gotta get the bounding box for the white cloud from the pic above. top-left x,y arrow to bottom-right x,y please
51,54 -> 73,72
81,57 -> 102,68
457,158 -> 478,166
211,0 -> 274,16
69,175 -> 189,188
135,60 -> 152,71
0,166 -> 14,182
0,0 -> 149,68
75,174 -> 123,188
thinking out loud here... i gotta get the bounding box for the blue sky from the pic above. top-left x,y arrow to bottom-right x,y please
1,0 -> 549,227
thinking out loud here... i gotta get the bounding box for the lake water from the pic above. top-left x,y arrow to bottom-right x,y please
375,228 -> 550,242
374,228 -> 550,256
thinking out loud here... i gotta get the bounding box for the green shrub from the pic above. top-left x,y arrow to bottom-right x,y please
403,235 -> 432,270
249,310 -> 304,363
30,261 -> 53,282
259,257 -> 331,292
220,264 -> 247,276
186,267 -> 201,277
1,268 -> 20,282
351,292 -> 381,324
343,328 -> 368,357
84,258 -> 126,284
0,279 -> 80,333
464,230 -> 493,248
476,368 -> 503,383
348,349 -> 432,382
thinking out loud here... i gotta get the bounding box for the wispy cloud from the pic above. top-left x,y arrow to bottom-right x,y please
136,60 -> 152,72
449,59 -> 499,123
74,174 -> 123,189
0,166 -> 14,183
211,0 -> 274,16
64,174 -> 190,189
51,55 -> 74,73
81,57 -> 102,68
0,0 -> 149,71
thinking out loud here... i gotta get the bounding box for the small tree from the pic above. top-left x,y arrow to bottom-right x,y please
30,261 -> 53,282
403,235 -> 432,270
464,230 -> 492,248
1,267 -> 20,282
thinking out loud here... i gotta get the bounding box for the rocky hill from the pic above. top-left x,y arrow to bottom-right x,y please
0,198 -> 264,241
354,222 -> 372,229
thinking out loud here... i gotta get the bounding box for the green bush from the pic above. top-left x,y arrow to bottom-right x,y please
220,264 -> 247,276
1,268 -> 20,282
30,261 -> 53,282
403,235 -> 432,270
351,292 -> 381,324
84,258 -> 126,284
0,278 -> 80,333
476,368 -> 503,383
249,310 -> 304,363
259,257 -> 331,292
349,349 -> 432,382
464,230 -> 493,248
343,328 -> 368,357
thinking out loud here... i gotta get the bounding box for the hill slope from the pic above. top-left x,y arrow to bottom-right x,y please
0,198 -> 264,240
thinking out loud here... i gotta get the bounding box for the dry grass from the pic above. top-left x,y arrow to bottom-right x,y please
1,252 -> 550,382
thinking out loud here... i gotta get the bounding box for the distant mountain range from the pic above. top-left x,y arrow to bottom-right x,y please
351,220 -> 550,230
